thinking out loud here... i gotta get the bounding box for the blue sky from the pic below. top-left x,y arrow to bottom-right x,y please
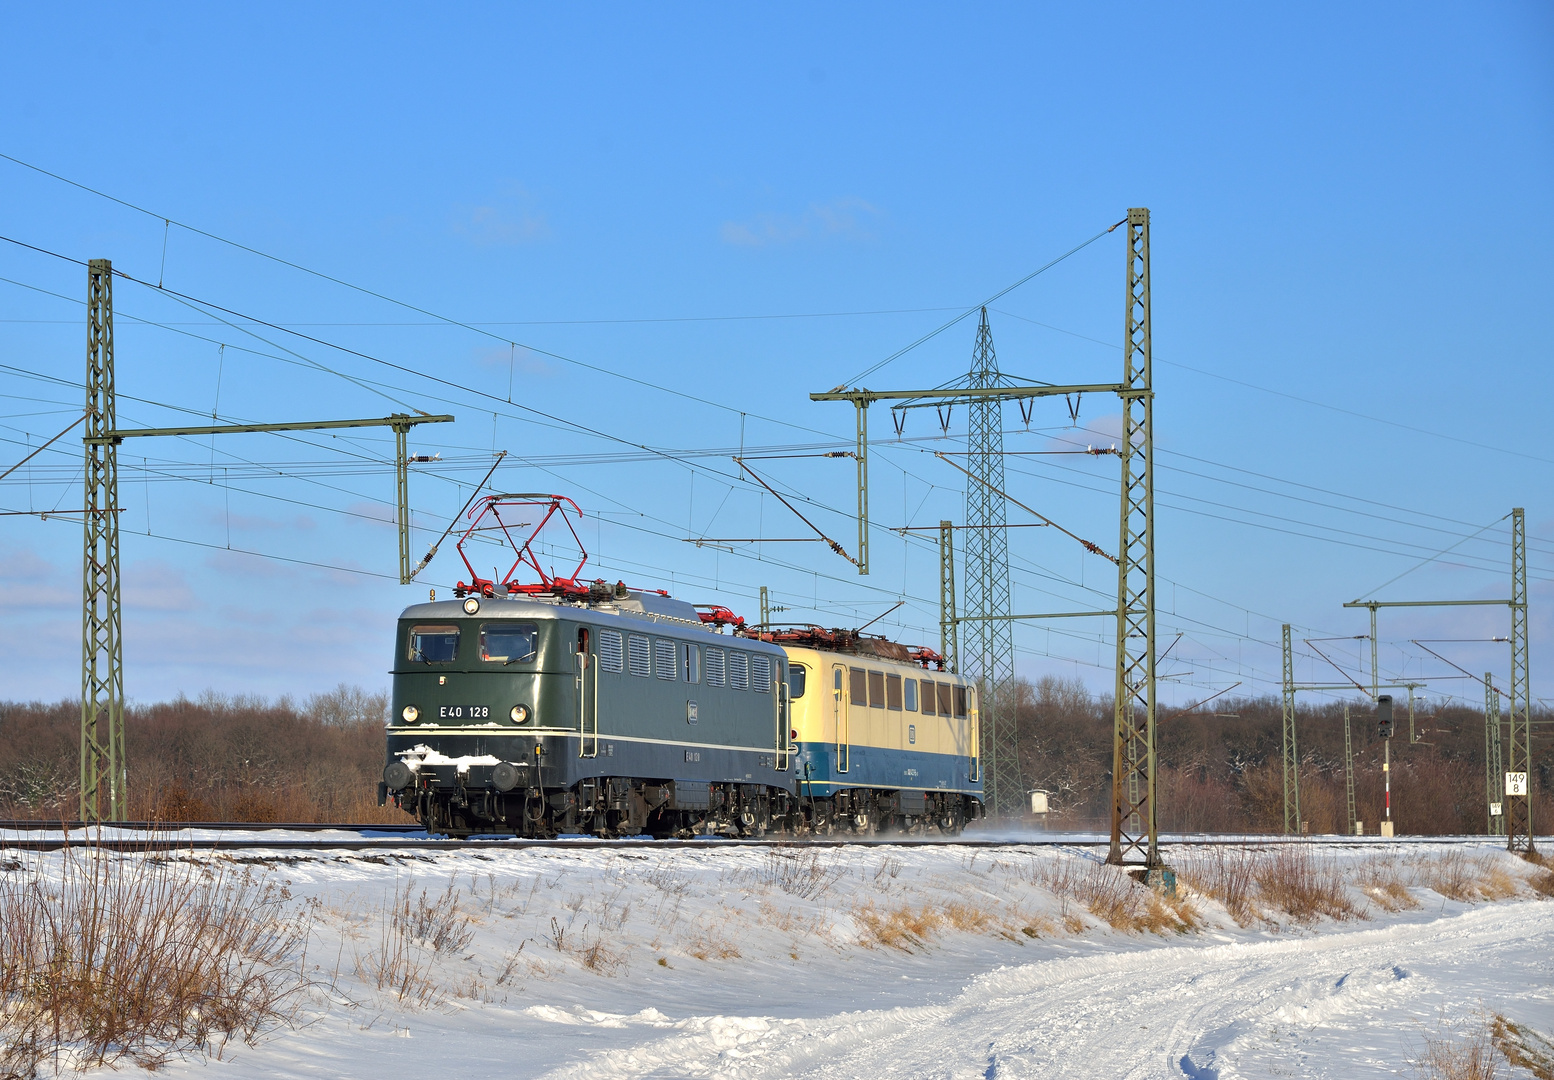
0,3 -> 1550,712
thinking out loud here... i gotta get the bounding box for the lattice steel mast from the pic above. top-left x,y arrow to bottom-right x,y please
81,259 -> 126,822
811,210 -> 1156,832
1507,507 -> 1534,853
963,308 -> 1020,816
1281,624 -> 1300,835
939,520 -> 958,674
75,260 -> 452,824
1343,704 -> 1357,834
1486,673 -> 1505,837
1109,208 -> 1159,868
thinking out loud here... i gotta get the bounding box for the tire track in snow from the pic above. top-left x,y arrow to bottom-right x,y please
532,901 -> 1554,1080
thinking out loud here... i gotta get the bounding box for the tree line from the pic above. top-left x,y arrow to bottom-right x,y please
1012,674 -> 1553,834
0,676 -> 1548,832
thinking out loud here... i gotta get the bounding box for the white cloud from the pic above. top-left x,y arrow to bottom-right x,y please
720,197 -> 880,248
451,186 -> 550,246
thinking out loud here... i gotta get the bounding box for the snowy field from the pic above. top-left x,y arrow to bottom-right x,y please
3,832 -> 1552,1079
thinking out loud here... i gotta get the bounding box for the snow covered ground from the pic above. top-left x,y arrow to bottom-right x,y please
5,833 -> 1552,1079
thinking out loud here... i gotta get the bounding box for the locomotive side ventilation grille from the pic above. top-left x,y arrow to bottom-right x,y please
751,654 -> 771,693
598,629 -> 624,673
705,647 -> 726,686
730,651 -> 749,691
628,634 -> 652,678
654,638 -> 677,680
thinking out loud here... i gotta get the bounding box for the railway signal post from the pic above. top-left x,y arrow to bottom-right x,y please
1342,509 -> 1533,854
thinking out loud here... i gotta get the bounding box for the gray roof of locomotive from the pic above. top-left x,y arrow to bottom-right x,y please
397,591 -> 783,653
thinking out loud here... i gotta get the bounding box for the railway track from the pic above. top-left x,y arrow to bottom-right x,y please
0,821 -> 1528,855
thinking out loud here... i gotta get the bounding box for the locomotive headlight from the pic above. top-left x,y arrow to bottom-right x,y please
510,703 -> 530,723
462,597 -> 481,615
401,705 -> 420,723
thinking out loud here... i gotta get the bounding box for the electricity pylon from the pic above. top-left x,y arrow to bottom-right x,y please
811,209 -> 1158,852
1486,673 -> 1504,837
963,309 -> 1020,819
77,259 -> 452,823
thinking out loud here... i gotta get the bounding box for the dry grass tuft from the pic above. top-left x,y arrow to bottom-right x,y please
1252,847 -> 1356,924
755,848 -> 845,900
849,899 -> 1012,951
1490,1015 -> 1554,1080
401,880 -> 477,954
1019,914 -> 1057,938
1416,1036 -> 1499,1079
541,913 -> 630,975
1176,848 -> 1259,926
575,937 -> 628,975
353,881 -> 440,1007
941,901 -> 994,933
1415,1020 -> 1500,1080
0,845 -> 310,1076
1530,869 -> 1554,899
1415,853 -> 1522,903
1418,852 -> 1481,902
1037,859 -> 1198,934
1354,856 -> 1421,913
684,929 -> 741,961
1478,866 -> 1519,901
855,902 -> 943,951
758,900 -> 829,938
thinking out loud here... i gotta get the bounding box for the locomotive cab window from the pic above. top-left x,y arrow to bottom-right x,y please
788,664 -> 807,699
480,622 -> 538,664
954,685 -> 969,718
408,624 -> 459,664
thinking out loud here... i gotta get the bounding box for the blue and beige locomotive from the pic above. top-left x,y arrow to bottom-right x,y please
379,495 -> 984,838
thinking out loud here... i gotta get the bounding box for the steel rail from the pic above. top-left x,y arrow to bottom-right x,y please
0,832 -> 1525,854
0,820 -> 424,832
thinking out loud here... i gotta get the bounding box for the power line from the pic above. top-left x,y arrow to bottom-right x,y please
0,307 -> 971,328
992,305 -> 1554,469
841,220 -> 1125,386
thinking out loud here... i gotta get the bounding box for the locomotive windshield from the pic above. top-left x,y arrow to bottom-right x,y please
481,622 -> 539,664
408,624 -> 459,663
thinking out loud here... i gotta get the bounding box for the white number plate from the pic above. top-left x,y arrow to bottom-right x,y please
1505,772 -> 1528,796
439,705 -> 490,720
